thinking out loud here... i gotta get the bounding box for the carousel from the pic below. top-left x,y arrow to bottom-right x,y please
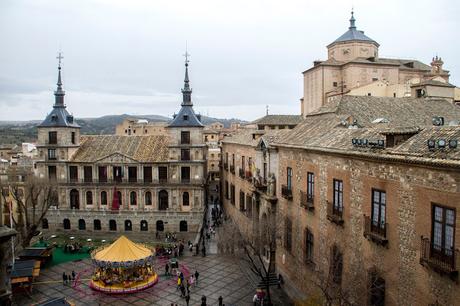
90,236 -> 158,293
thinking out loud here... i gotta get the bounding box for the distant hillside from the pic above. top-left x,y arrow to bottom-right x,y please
0,114 -> 246,145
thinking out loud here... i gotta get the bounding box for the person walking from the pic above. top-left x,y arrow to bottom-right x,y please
189,275 -> 195,288
71,270 -> 76,281
186,278 -> 190,294
177,275 -> 182,291
62,272 -> 66,285
218,295 -> 223,306
180,284 -> 186,298
185,293 -> 190,306
194,270 -> 200,285
201,295 -> 207,306
253,293 -> 259,306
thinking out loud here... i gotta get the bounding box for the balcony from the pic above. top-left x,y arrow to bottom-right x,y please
253,177 -> 267,191
238,168 -> 245,179
300,191 -> 314,211
326,201 -> 344,225
420,236 -> 459,279
281,185 -> 293,200
363,215 -> 388,246
245,171 -> 252,181
230,165 -> 235,174
223,162 -> 228,171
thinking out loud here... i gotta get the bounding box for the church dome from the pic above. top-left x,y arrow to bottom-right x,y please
328,11 -> 379,47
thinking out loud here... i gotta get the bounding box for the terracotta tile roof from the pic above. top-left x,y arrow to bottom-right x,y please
252,115 -> 303,126
273,96 -> 460,166
222,129 -> 289,147
71,135 -> 169,163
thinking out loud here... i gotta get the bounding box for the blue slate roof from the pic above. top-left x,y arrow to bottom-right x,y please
329,11 -> 379,47
168,105 -> 204,128
39,106 -> 80,128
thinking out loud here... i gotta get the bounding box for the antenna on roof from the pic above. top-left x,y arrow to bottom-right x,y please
266,105 -> 269,116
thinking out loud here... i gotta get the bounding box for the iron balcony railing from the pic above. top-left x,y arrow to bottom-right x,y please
281,185 -> 293,200
300,190 -> 314,210
253,178 -> 267,191
363,215 -> 388,246
327,200 -> 344,225
420,236 -> 459,278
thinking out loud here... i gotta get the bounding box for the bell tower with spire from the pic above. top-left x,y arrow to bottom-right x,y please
36,53 -> 81,187
166,52 -> 206,214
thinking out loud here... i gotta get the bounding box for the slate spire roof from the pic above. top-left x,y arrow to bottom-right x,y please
328,10 -> 379,47
39,53 -> 80,128
167,56 -> 204,128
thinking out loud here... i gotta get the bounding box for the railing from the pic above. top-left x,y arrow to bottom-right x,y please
281,185 -> 293,200
326,201 -> 344,225
363,215 -> 388,245
238,168 -> 245,179
253,178 -> 267,191
61,178 -> 174,185
230,165 -> 235,174
420,236 -> 459,278
300,191 -> 314,210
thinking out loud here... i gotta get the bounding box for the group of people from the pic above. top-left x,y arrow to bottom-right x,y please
63,241 -> 82,253
174,270 -> 200,306
62,270 -> 76,286
156,241 -> 187,258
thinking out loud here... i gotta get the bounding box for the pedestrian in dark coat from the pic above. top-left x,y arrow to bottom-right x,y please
71,270 -> 76,281
218,295 -> 223,306
195,270 -> 200,284
185,294 -> 190,306
201,295 -> 207,306
62,272 -> 66,285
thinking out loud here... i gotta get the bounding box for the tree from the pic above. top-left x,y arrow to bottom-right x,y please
218,211 -> 282,306
0,169 -> 57,249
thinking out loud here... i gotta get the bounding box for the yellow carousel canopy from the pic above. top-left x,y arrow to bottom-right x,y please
94,236 -> 152,262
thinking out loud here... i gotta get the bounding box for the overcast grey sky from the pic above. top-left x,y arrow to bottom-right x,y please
0,0 -> 458,121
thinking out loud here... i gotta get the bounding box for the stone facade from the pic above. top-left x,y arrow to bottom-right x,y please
115,118 -> 168,136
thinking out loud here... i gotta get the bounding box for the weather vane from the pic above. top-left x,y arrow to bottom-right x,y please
183,42 -> 190,64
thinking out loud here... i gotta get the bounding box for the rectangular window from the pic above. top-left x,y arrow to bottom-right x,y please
239,191 -> 245,211
225,181 -> 229,200
71,132 -> 76,144
69,166 -> 78,182
285,218 -> 292,252
333,81 -> 338,87
230,184 -> 235,205
48,166 -> 57,181
181,167 -> 190,183
143,166 -> 152,183
98,166 -> 107,183
181,131 -> 190,144
305,228 -> 314,263
181,149 -> 191,161
371,189 -> 386,230
49,131 -> 57,144
369,271 -> 385,306
333,179 -> 343,213
113,166 -> 123,182
287,167 -> 293,190
242,156 -> 245,171
83,166 -> 92,183
48,149 -> 56,160
128,167 -> 137,183
307,172 -> 314,199
432,204 -> 456,256
159,166 -> 168,183
263,162 -> 267,180
232,154 -> 235,166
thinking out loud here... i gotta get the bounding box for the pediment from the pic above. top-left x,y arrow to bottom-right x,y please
95,152 -> 139,164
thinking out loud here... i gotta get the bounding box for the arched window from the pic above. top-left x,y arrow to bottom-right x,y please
158,190 -> 168,210
94,219 -> 101,231
70,189 -> 79,209
145,191 -> 152,205
130,191 -> 137,205
109,219 -> 117,231
180,220 -> 188,232
101,191 -> 107,205
63,218 -> 71,230
117,191 -> 122,207
156,220 -> 164,232
125,220 -> 132,231
86,191 -> 93,205
183,192 -> 190,206
140,220 -> 148,231
78,219 -> 86,230
42,218 -> 49,229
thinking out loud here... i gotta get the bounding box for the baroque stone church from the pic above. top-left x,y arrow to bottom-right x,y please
35,55 -> 206,234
